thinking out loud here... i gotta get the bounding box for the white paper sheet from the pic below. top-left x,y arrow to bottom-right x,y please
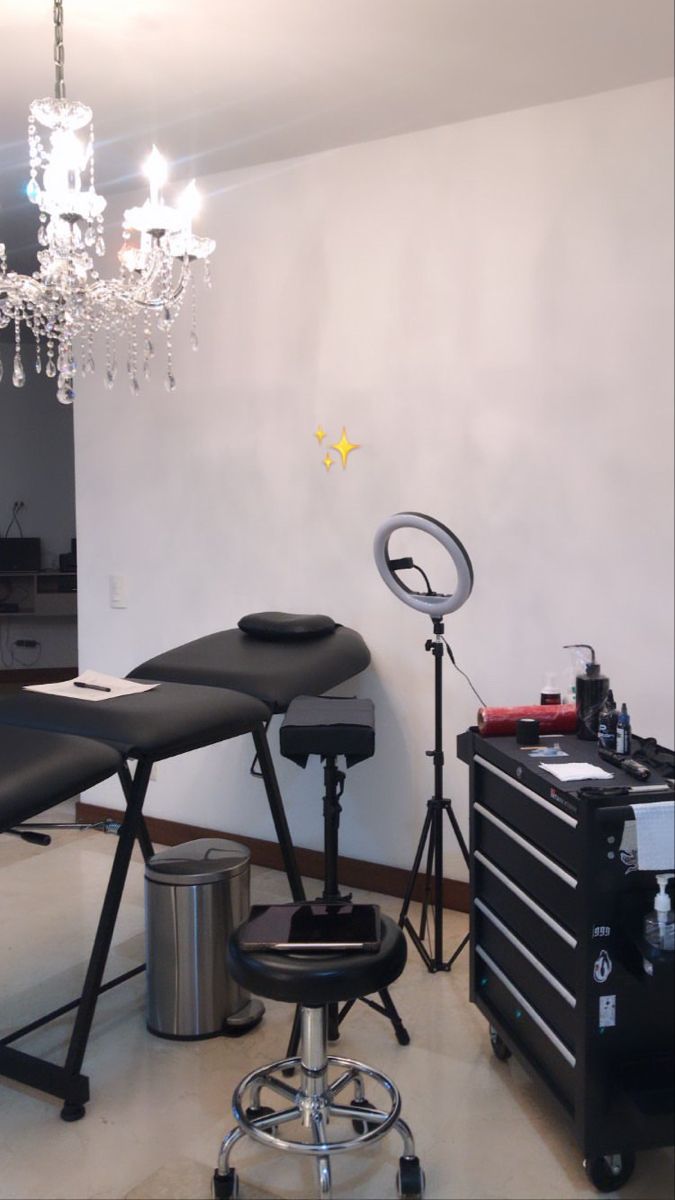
539,762 -> 614,783
24,669 -> 158,702
631,800 -> 675,871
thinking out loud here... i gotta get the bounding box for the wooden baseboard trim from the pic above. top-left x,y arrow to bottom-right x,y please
75,801 -> 469,913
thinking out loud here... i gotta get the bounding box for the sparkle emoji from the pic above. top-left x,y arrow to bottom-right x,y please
314,425 -> 327,444
322,453 -> 334,471
331,427 -> 360,469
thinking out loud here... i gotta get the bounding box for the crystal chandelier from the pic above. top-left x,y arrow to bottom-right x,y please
0,0 -> 215,404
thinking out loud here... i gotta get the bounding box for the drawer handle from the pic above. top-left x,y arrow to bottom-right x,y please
475,898 -> 576,1007
475,803 -> 577,888
476,944 -> 576,1068
475,757 -> 578,828
475,850 -> 577,948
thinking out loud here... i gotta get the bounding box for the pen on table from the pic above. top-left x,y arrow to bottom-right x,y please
73,681 -> 112,693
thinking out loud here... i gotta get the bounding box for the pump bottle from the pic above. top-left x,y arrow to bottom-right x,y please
644,874 -> 675,952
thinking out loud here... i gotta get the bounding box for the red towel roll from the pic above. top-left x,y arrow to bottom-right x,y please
477,704 -> 577,737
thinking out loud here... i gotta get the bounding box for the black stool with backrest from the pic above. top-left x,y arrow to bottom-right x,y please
213,912 -> 424,1199
279,695 -> 410,1051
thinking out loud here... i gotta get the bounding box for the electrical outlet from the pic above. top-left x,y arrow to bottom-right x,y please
109,574 -> 128,608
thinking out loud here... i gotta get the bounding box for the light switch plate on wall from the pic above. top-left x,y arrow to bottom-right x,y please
109,574 -> 127,608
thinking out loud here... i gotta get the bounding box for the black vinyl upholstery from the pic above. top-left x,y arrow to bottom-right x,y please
129,625 -> 371,713
227,913 -> 406,1006
280,695 -> 375,767
0,726 -> 121,832
0,683 -> 270,761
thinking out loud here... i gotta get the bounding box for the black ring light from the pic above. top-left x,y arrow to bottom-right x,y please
373,511 -> 473,617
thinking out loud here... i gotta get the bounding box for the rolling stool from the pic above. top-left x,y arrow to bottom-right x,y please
213,913 -> 424,1199
279,695 -> 410,1052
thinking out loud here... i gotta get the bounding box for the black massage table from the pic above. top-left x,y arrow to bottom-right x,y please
0,726 -> 122,1116
0,617 -> 371,1118
130,621 -> 371,713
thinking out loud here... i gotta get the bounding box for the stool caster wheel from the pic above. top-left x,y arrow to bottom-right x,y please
212,1167 -> 238,1199
350,1098 -> 379,1134
397,1155 -> 425,1198
584,1151 -> 635,1192
245,1104 -> 277,1134
489,1025 -> 511,1062
394,1024 -> 411,1046
60,1102 -> 86,1122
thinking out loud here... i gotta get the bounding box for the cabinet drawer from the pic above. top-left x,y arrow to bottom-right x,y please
475,899 -> 576,1048
475,851 -> 576,987
475,805 -> 578,933
475,756 -> 578,872
475,945 -> 576,1110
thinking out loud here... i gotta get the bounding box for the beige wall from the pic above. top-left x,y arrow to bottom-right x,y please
75,78 -> 674,877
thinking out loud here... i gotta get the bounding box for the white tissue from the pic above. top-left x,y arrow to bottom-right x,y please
631,800 -> 674,871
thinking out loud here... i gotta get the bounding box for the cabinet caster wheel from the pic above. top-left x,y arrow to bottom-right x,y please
396,1154 -> 425,1198
584,1151 -> 635,1192
60,1102 -> 86,1122
212,1167 -> 238,1199
350,1098 -> 379,1134
489,1025 -> 512,1062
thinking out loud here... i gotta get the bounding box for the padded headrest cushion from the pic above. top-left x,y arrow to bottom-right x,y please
238,612 -> 337,641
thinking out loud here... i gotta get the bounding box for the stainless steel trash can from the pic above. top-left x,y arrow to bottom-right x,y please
145,837 -> 263,1039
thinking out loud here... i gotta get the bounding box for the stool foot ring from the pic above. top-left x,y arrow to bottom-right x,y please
218,1053 -> 420,1198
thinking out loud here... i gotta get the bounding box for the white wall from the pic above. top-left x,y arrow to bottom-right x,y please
75,78 -> 674,880
0,370 -> 77,668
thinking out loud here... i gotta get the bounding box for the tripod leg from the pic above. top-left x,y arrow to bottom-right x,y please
398,806 -> 433,927
419,815 -> 436,943
377,988 -> 410,1046
283,1004 -> 302,1075
444,802 -> 470,867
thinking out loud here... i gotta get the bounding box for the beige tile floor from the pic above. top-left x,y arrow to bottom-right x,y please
0,816 -> 672,1200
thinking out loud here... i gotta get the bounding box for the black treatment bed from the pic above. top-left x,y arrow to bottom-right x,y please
0,614 -> 371,1118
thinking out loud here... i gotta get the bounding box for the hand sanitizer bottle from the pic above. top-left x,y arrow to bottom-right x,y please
644,874 -> 675,952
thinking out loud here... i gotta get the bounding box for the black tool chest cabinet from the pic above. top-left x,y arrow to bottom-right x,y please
457,730 -> 674,1192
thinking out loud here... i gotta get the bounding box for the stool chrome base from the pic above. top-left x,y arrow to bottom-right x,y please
213,1008 -> 424,1199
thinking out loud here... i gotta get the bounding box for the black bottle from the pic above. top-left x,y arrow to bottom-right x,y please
563,644 -> 610,741
597,689 -> 618,750
616,703 -> 632,755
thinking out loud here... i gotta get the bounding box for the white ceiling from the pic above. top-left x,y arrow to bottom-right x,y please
0,0 -> 673,258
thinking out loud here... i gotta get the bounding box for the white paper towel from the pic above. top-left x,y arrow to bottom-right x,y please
631,800 -> 674,871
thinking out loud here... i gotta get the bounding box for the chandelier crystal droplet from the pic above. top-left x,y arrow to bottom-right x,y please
0,0 -> 215,402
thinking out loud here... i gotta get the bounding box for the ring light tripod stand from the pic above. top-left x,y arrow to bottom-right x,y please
374,512 -> 473,973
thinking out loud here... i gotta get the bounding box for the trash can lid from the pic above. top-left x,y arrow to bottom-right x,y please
145,837 -> 250,885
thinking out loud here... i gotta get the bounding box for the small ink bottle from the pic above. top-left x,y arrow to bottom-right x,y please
615,702 -> 631,755
597,690 -> 618,750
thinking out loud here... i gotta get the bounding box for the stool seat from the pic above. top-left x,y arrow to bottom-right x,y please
129,625 -> 371,713
0,726 -> 122,832
228,913 -> 406,1006
0,682 -> 270,760
280,695 -> 375,767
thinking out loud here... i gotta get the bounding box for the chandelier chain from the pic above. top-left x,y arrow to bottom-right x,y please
53,0 -> 66,100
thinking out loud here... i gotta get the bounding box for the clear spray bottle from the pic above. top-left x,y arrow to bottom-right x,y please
644,874 -> 675,952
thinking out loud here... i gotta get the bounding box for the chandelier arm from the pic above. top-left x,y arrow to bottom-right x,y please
54,0 -> 66,101
0,275 -> 49,305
